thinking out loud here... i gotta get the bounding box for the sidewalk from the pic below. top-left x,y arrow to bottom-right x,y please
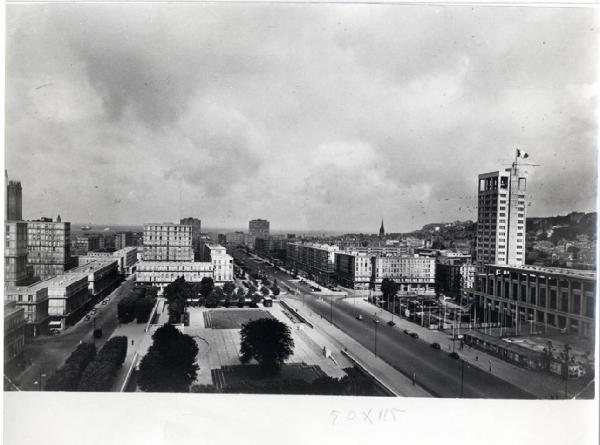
348,297 -> 582,399
281,299 -> 431,397
110,321 -> 156,391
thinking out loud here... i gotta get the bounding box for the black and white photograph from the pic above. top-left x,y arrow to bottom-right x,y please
3,1 -> 598,444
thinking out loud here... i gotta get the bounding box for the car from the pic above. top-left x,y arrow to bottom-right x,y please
449,352 -> 460,360
355,314 -> 363,320
430,342 -> 441,349
410,332 -> 419,339
387,321 -> 396,327
101,301 -> 108,305
403,329 -> 411,335
90,309 -> 97,315
84,315 -> 91,321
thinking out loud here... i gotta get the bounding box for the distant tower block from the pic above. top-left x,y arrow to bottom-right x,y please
6,178 -> 23,221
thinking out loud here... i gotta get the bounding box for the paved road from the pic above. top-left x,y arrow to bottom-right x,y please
13,277 -> 136,391
232,249 -> 534,399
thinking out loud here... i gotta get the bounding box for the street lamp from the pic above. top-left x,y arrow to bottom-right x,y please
459,359 -> 465,398
372,319 -> 380,357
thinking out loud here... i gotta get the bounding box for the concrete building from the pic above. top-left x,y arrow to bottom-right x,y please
114,232 -> 136,250
46,273 -> 90,329
6,179 -> 23,221
65,259 -> 120,301
136,261 -> 214,290
5,221 -> 30,287
225,231 -> 245,245
4,302 -> 26,375
4,281 -> 50,337
286,242 -> 339,285
142,223 -> 194,261
476,166 -> 527,271
371,254 -> 436,295
180,217 -> 202,252
436,251 -> 476,299
465,264 -> 596,340
78,246 -> 137,276
26,217 -> 72,280
249,219 -> 270,240
203,244 -> 234,283
72,234 -> 102,256
334,251 -> 373,289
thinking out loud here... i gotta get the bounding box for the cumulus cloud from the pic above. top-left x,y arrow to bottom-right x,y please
5,4 -> 598,232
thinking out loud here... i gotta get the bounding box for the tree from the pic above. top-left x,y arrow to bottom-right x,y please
78,337 -> 127,392
138,324 -> 199,392
261,286 -> 270,296
271,286 -> 280,296
381,278 -> 398,305
135,297 -> 156,323
199,277 -> 214,298
118,294 -> 138,323
223,282 -> 235,296
239,318 -> 294,375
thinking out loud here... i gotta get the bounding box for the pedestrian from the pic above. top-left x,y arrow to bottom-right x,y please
475,355 -> 478,361
131,339 -> 135,346
412,372 -> 416,385
488,360 -> 492,372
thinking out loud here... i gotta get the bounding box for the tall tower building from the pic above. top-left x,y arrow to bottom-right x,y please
27,218 -> 72,280
249,219 -> 270,239
6,176 -> 23,221
180,217 -> 202,252
476,165 -> 527,271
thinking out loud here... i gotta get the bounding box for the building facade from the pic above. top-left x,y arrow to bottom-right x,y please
136,261 -> 215,290
371,254 -> 436,295
476,167 -> 527,271
142,223 -> 194,261
4,281 -> 50,337
203,244 -> 234,283
27,218 -> 72,280
180,217 -> 202,252
436,252 -> 476,299
114,232 -> 136,250
46,273 -> 90,329
249,219 -> 270,240
4,302 -> 26,374
6,179 -> 23,221
465,264 -> 595,339
286,242 -> 339,285
334,251 -> 373,289
5,221 -> 29,287
78,246 -> 137,276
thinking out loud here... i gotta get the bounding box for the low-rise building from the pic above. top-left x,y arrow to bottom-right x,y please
136,261 -> 215,291
5,280 -> 50,337
465,264 -> 596,340
78,246 -> 137,275
65,259 -> 120,300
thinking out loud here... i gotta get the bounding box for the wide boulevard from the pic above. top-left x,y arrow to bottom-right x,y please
232,248 -> 534,399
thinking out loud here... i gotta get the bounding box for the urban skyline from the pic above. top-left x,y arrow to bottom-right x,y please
5,4 -> 598,232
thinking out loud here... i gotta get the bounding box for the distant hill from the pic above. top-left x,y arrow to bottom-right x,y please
526,212 -> 596,243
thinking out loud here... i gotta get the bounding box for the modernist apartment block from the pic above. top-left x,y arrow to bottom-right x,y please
203,244 -> 234,282
436,252 -> 476,299
371,254 -> 436,295
78,246 -> 138,275
249,219 -> 270,240
136,261 -> 215,290
465,264 -> 596,339
26,218 -> 72,280
46,273 -> 90,329
4,281 -> 50,337
334,251 -> 373,289
286,242 -> 339,285
65,259 -> 120,300
4,302 -> 26,373
142,223 -> 194,261
180,217 -> 202,252
5,221 -> 29,287
476,167 -> 527,271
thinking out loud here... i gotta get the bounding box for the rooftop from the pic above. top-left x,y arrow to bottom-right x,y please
5,280 -> 50,294
486,263 -> 597,280
65,259 -> 117,275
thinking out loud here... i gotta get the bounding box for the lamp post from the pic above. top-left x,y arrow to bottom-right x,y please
460,359 -> 465,398
34,369 -> 46,391
373,319 -> 380,357
330,295 -> 333,325
564,344 -> 571,399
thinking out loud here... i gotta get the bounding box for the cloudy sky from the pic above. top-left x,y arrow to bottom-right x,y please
5,3 -> 598,232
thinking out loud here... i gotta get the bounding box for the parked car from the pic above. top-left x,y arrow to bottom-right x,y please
84,315 -> 91,321
410,332 -> 419,339
403,329 -> 411,335
387,321 -> 396,327
355,314 -> 363,320
449,352 -> 460,360
101,300 -> 108,305
430,342 -> 441,350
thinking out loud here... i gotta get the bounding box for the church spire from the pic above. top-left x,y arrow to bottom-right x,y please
379,219 -> 385,237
